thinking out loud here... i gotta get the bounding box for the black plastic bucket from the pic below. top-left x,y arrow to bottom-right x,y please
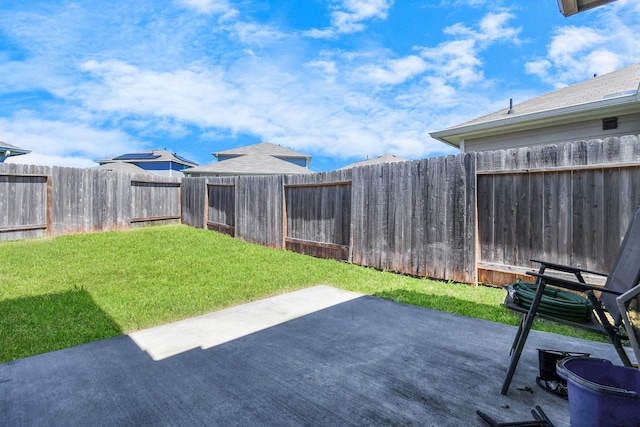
537,349 -> 590,381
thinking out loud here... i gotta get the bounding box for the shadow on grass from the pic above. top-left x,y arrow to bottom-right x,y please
0,289 -> 122,363
375,288 -> 520,325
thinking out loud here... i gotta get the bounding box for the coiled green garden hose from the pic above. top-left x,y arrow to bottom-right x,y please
506,279 -> 593,323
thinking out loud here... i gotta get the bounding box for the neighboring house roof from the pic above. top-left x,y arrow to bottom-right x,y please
184,153 -> 314,176
0,141 -> 31,161
213,142 -> 311,166
95,149 -> 198,167
340,154 -> 409,169
92,162 -> 150,174
431,62 -> 640,148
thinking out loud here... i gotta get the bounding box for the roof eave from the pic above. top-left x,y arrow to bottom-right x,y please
1,149 -> 31,157
430,94 -> 640,147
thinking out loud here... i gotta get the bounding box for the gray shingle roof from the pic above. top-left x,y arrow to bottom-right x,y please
339,154 -> 409,170
447,63 -> 640,130
213,142 -> 311,161
92,162 -> 151,174
184,153 -> 314,176
0,141 -> 31,155
0,141 -> 20,149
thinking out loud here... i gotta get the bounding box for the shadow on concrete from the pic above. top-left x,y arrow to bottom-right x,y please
0,293 -> 625,426
0,288 -> 122,362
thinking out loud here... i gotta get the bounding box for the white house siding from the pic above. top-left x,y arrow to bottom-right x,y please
464,112 -> 640,152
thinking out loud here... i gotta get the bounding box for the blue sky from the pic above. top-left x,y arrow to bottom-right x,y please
2,0 -> 640,172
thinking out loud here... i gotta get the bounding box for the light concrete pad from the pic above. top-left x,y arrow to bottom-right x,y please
128,285 -> 363,360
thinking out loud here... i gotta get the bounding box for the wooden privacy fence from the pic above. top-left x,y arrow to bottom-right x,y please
476,136 -> 640,285
182,136 -> 640,286
183,155 -> 477,284
0,163 -> 181,241
4,135 -> 640,286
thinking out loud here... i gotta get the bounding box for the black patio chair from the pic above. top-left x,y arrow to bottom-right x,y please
501,207 -> 640,395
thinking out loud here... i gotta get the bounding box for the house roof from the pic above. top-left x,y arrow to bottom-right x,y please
213,142 -> 311,163
91,162 -> 150,174
95,149 -> 198,167
184,153 -> 314,176
339,154 -> 409,170
0,141 -> 31,157
431,62 -> 640,147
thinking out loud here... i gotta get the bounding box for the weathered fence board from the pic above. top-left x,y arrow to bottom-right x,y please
477,136 -> 640,284
349,154 -> 477,283
235,175 -> 284,248
206,180 -> 236,236
181,177 -> 206,228
131,179 -> 181,224
284,171 -> 352,261
0,172 -> 48,240
0,163 -> 180,240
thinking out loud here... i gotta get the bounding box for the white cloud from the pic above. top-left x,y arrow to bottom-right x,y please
477,11 -> 521,43
418,12 -> 521,92
525,1 -> 640,87
420,39 -> 483,88
306,60 -> 338,76
305,0 -> 393,38
231,22 -> 289,46
354,55 -> 428,85
1,113 -> 145,167
442,11 -> 520,44
176,0 -> 238,19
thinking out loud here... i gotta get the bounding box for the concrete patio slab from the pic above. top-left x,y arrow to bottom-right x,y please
129,285 -> 363,361
0,285 -> 631,426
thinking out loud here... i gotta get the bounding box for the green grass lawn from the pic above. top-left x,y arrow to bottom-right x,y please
0,224 -> 604,362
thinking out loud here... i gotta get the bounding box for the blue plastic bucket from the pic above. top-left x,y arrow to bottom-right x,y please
556,357 -> 640,427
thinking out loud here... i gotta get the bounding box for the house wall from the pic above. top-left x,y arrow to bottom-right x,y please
282,157 -> 308,167
216,155 -> 308,168
134,161 -> 189,177
464,112 -> 640,152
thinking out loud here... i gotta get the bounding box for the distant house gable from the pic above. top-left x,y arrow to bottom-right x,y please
185,142 -> 313,177
430,63 -> 640,152
92,162 -> 151,175
213,142 -> 312,168
184,153 -> 314,176
95,149 -> 198,177
339,154 -> 409,170
0,141 -> 31,162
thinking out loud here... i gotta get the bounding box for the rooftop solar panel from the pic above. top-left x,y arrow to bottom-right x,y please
113,153 -> 161,160
173,153 -> 196,164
